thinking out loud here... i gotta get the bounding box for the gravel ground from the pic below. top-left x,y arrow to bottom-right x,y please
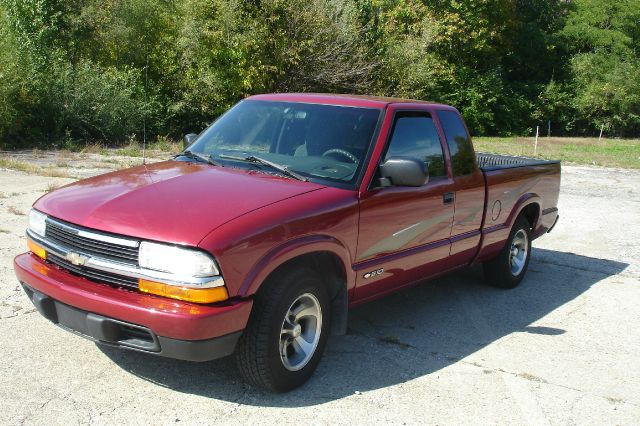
0,160 -> 638,425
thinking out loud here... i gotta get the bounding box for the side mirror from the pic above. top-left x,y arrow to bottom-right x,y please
379,156 -> 429,187
183,133 -> 198,149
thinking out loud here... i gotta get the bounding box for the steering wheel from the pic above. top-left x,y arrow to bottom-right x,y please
322,149 -> 359,164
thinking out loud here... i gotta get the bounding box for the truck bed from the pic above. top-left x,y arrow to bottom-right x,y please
476,152 -> 560,171
475,152 -> 561,263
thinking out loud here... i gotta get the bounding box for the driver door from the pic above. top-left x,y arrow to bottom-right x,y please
354,110 -> 455,301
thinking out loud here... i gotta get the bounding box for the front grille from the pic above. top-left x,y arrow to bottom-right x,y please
48,253 -> 139,289
45,219 -> 139,265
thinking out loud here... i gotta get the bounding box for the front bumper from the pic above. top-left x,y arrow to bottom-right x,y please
14,253 -> 253,361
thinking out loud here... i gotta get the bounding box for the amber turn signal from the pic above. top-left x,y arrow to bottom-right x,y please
27,239 -> 47,260
138,279 -> 229,304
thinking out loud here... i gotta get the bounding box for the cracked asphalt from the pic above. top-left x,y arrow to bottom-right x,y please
1,161 -> 639,425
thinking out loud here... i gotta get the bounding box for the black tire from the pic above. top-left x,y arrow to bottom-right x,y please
483,216 -> 532,289
235,267 -> 331,392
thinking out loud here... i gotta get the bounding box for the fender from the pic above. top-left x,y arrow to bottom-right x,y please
238,235 -> 356,298
505,193 -> 541,230
472,193 -> 541,264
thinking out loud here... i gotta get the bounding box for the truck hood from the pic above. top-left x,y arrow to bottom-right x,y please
34,161 -> 325,246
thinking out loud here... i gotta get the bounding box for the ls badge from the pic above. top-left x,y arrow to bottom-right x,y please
363,268 -> 384,279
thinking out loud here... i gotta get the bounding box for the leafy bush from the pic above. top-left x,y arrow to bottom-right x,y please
52,61 -> 147,141
1,0 -> 639,147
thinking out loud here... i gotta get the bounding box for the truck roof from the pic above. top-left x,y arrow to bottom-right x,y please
247,93 -> 455,110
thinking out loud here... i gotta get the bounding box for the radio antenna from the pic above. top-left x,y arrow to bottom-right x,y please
142,55 -> 148,165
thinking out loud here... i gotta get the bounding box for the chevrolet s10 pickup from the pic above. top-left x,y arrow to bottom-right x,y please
15,93 -> 560,392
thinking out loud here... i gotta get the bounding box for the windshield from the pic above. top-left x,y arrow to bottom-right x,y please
183,100 -> 381,186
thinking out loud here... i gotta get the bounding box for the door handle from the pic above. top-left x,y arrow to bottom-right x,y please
443,192 -> 455,204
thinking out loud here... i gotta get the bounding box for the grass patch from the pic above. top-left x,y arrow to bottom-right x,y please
474,137 -> 640,169
516,372 -> 547,383
45,183 -> 60,192
115,141 -> 143,157
80,143 -> 104,154
152,135 -> 182,154
0,158 -> 39,173
114,138 -> 181,157
58,150 -> 72,160
0,158 -> 73,178
0,229 -> 9,234
40,168 -> 72,178
7,205 -> 24,215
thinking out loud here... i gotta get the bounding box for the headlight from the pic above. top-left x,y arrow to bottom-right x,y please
28,209 -> 47,237
138,241 -> 220,277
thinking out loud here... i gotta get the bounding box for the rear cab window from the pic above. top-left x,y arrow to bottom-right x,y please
436,110 -> 475,176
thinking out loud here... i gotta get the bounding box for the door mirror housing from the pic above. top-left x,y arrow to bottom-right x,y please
379,156 -> 429,187
183,133 -> 198,149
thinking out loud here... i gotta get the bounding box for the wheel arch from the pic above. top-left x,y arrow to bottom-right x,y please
238,236 -> 354,335
506,193 -> 541,230
474,193 -> 541,264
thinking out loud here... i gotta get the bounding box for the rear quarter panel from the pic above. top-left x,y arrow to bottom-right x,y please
475,162 -> 561,262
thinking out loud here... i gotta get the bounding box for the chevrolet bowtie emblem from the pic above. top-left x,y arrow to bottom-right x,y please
65,252 -> 88,266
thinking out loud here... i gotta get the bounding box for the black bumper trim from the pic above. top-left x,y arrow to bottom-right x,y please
21,283 -> 241,362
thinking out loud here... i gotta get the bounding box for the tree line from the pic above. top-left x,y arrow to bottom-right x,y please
1,0 -> 638,148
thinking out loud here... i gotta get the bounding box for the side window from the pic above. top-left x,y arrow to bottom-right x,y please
437,110 -> 475,176
384,114 -> 446,179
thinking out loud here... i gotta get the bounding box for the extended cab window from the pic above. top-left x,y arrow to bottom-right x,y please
384,114 -> 446,179
437,110 -> 475,176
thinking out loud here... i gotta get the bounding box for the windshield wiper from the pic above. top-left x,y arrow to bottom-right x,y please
175,150 -> 221,167
218,154 -> 308,181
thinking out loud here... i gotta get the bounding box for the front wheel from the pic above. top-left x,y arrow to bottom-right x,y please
235,268 -> 330,392
483,216 -> 532,289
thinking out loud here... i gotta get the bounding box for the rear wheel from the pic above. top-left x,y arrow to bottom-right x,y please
483,216 -> 532,289
235,267 -> 330,392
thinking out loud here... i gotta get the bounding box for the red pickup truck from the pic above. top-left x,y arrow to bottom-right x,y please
15,93 -> 560,392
